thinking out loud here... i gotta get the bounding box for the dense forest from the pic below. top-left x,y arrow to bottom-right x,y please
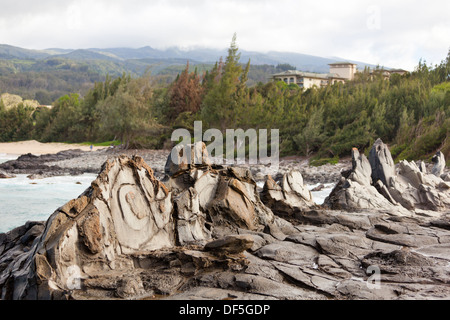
1,36 -> 449,165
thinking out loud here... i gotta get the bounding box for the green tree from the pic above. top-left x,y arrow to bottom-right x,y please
293,107 -> 326,156
40,93 -> 84,142
201,33 -> 250,131
95,77 -> 156,148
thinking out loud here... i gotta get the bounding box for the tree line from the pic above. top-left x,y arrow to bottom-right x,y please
1,35 -> 449,164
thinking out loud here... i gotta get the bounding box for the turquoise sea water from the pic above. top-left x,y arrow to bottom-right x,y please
0,172 -> 97,233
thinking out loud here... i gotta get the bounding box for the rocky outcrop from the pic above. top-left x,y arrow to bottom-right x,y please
369,138 -> 396,188
325,147 -> 410,215
261,170 -> 315,217
0,143 -> 276,299
325,139 -> 450,214
0,155 -> 177,299
164,141 -> 211,177
0,150 -> 90,176
165,143 -> 275,238
1,141 -> 449,300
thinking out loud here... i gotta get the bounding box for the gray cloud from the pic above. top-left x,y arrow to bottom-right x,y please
0,0 -> 448,70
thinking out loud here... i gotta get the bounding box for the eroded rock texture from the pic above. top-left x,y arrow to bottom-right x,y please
1,141 -> 449,300
326,139 -> 450,215
261,170 -> 315,217
0,156 -> 175,299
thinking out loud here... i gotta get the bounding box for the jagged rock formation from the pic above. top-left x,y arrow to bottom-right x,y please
1,141 -> 449,300
164,141 -> 211,177
369,139 -> 396,188
0,156 -> 177,299
325,147 -> 411,215
0,143 -> 275,299
261,170 -> 315,217
325,139 -> 450,214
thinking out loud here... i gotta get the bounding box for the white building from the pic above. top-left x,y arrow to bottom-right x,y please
271,70 -> 345,89
272,61 -> 408,89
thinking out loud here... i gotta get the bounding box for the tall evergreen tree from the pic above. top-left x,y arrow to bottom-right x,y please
201,33 -> 250,131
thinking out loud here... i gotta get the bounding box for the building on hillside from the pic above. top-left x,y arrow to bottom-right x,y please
271,70 -> 346,89
271,61 -> 409,88
388,68 -> 408,76
365,68 -> 408,80
328,62 -> 357,80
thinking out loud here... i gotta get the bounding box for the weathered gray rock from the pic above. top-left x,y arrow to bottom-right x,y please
418,160 -> 427,173
326,139 -> 450,213
207,171 -> 274,234
1,143 -> 450,301
164,141 -> 211,177
174,187 -> 212,245
388,159 -> 450,211
261,170 -> 315,217
369,138 -> 396,188
0,156 -> 175,299
348,148 -> 372,186
204,235 -> 254,255
325,147 -> 410,215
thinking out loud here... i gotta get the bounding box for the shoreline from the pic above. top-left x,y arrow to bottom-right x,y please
0,140 -> 107,156
0,146 -> 351,185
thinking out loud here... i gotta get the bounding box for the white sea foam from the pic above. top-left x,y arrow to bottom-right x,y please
308,182 -> 335,205
0,153 -> 18,164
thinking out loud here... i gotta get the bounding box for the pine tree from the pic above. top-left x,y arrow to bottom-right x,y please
201,33 -> 248,131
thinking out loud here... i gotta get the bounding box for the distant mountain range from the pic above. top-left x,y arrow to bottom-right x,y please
0,43 -> 380,74
0,43 -> 383,104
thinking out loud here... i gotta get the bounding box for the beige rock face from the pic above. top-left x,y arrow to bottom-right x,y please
164,141 -> 211,177
0,148 -> 277,299
261,170 -> 315,217
0,156 -> 175,299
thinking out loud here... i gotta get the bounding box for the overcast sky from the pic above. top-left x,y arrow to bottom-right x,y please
0,0 -> 448,70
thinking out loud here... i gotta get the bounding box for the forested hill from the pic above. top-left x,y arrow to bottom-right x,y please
0,44 -> 378,104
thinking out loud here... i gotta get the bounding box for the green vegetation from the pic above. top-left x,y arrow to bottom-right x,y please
80,140 -> 121,147
0,38 -> 449,164
310,156 -> 340,167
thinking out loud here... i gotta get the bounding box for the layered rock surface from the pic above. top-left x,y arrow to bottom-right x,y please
1,141 -> 449,300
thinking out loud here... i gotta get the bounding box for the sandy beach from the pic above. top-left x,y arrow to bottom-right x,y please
0,140 -> 107,156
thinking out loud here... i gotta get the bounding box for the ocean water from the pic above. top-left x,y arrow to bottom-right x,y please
0,173 -> 97,233
0,153 -> 18,164
308,182 -> 335,205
